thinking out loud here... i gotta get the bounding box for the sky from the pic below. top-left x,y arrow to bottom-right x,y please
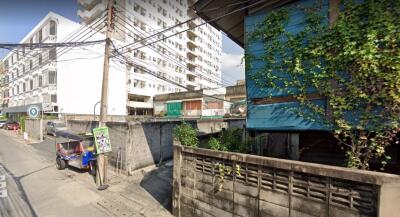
0,0 -> 244,85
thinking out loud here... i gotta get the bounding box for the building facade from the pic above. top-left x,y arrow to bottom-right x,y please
153,84 -> 246,118
2,12 -> 127,118
0,61 -> 7,113
78,0 -> 223,115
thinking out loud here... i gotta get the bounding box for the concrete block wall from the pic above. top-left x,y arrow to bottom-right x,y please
25,119 -> 43,141
173,145 -> 400,217
67,119 -> 245,174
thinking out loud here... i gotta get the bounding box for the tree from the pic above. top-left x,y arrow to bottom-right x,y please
246,0 -> 400,169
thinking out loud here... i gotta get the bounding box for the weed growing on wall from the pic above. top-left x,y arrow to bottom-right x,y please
173,122 -> 199,147
214,163 -> 241,192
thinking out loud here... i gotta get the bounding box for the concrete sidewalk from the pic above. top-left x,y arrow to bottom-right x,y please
1,129 -> 173,217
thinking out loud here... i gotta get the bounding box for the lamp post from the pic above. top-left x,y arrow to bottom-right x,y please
93,101 -> 101,122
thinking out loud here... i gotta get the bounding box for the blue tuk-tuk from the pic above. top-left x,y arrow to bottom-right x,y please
55,132 -> 97,175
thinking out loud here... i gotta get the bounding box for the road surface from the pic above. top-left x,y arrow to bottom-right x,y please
0,130 -> 173,217
0,130 -> 109,217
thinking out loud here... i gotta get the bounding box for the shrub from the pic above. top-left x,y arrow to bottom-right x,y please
173,122 -> 198,147
208,137 -> 228,151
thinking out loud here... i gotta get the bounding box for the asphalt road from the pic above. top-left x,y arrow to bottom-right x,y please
0,132 -> 36,217
0,130 -> 173,217
0,130 -> 109,217
0,162 -> 35,217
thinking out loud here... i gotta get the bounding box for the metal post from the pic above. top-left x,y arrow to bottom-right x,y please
93,101 -> 101,122
96,0 -> 114,190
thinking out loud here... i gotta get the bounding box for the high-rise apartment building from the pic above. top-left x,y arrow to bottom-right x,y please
78,0 -> 223,115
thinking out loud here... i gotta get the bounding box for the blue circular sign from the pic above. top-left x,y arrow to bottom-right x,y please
27,106 -> 40,118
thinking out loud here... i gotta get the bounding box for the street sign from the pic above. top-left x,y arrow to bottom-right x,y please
27,105 -> 40,118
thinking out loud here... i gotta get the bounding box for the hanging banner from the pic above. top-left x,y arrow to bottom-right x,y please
92,127 -> 112,154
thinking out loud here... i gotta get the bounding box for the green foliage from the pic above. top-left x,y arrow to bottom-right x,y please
43,115 -> 58,120
207,128 -> 250,153
19,116 -> 26,132
246,0 -> 400,170
215,163 -> 241,192
208,137 -> 228,151
158,111 -> 166,117
173,122 -> 199,147
0,115 -> 7,121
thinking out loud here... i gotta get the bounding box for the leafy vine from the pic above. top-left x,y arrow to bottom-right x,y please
246,0 -> 400,169
215,163 -> 241,192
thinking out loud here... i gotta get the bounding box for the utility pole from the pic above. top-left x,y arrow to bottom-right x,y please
97,0 -> 114,190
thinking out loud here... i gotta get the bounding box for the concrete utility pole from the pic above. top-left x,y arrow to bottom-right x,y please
97,0 -> 114,190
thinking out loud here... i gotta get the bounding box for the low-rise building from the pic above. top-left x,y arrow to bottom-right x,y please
0,61 -> 7,113
153,84 -> 246,118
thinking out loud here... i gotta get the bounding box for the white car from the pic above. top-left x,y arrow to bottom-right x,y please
45,121 -> 68,136
0,120 -> 6,128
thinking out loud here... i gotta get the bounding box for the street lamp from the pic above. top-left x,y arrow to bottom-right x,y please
93,101 -> 101,122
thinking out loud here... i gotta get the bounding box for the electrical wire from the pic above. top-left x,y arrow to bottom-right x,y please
112,46 -> 231,103
113,11 -> 233,87
113,17 -> 233,89
115,0 -> 269,55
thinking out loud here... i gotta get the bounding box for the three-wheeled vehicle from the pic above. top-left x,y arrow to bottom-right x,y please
55,132 -> 97,175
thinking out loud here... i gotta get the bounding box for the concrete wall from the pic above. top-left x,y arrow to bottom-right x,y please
25,119 -> 43,141
173,145 -> 400,217
67,119 -> 246,174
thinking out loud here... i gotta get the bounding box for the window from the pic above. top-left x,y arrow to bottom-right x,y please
29,79 -> 33,90
50,20 -> 56,35
49,48 -> 56,60
38,29 -> 42,42
51,94 -> 57,103
29,60 -> 33,70
38,76 -> 42,87
22,65 -> 25,74
38,54 -> 42,65
23,83 -> 26,92
48,71 -> 56,84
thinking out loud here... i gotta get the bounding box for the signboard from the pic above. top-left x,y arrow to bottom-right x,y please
42,103 -> 53,112
92,127 -> 112,154
27,105 -> 40,118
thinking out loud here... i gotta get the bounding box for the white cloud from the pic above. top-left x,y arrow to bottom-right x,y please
221,52 -> 245,86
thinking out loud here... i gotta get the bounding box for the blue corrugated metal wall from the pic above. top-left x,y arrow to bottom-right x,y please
245,0 -> 329,131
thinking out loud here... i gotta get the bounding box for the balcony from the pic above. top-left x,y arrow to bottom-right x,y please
41,61 -> 57,71
187,61 -> 197,69
187,49 -> 198,58
187,40 -> 198,49
78,0 -> 102,10
78,3 -> 106,23
127,101 -> 153,109
42,35 -> 57,43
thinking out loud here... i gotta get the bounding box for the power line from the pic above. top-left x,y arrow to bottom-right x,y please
112,47 -> 232,103
113,16 -> 233,88
113,10 -> 232,87
115,0 -> 269,55
0,40 -> 106,50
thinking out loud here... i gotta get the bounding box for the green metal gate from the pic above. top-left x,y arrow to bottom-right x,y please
167,102 -> 182,117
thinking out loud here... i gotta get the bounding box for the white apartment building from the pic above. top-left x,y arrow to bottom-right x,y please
2,12 -> 127,117
78,0 -> 223,115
